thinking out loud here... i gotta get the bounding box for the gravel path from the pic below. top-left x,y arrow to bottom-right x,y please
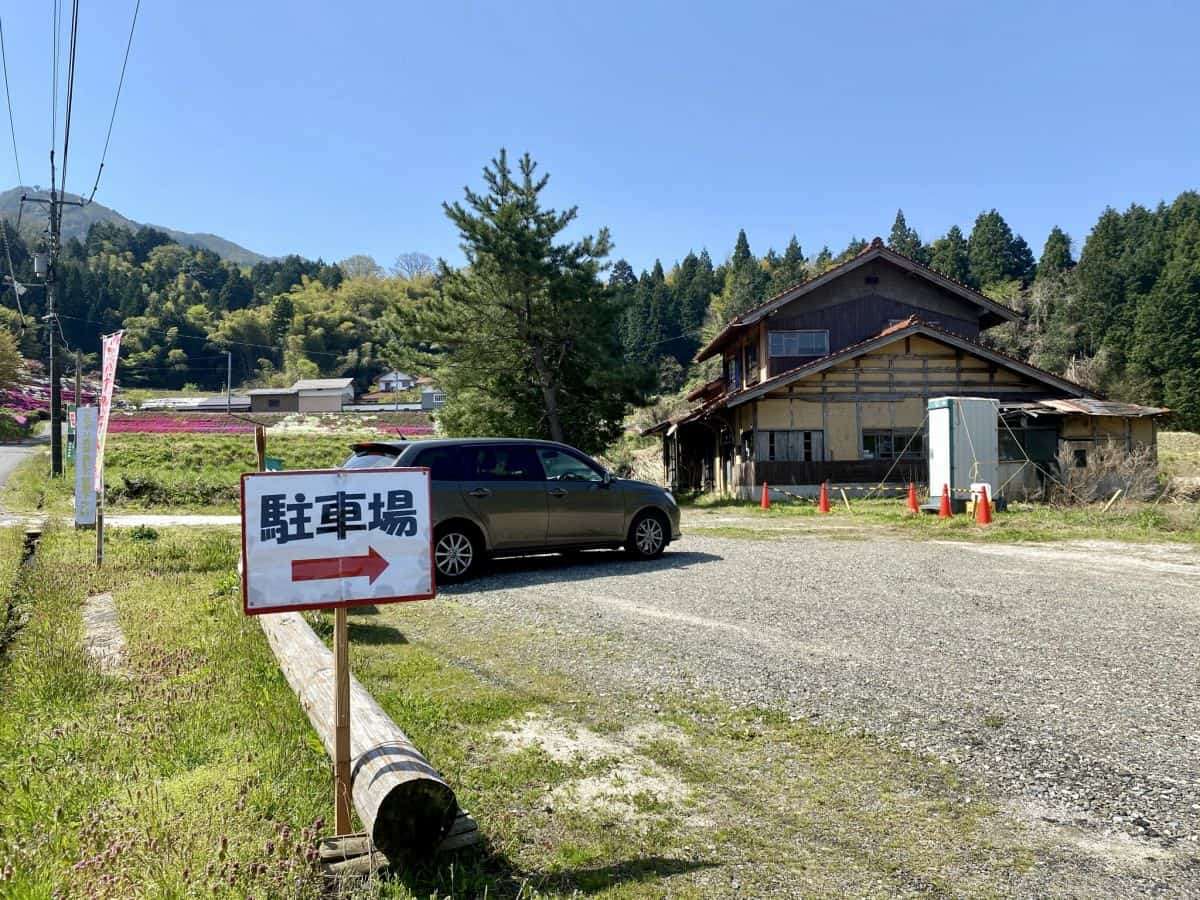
439,532 -> 1200,860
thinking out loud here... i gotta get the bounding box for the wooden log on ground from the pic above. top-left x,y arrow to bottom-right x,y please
259,611 -> 457,857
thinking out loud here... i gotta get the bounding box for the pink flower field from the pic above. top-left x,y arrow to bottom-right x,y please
105,416 -> 434,436
107,415 -> 256,434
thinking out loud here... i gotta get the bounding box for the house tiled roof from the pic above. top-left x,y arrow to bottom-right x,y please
695,237 -> 1021,362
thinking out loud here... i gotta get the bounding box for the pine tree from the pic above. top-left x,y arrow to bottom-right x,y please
928,226 -> 970,283
813,246 -> 833,272
834,237 -> 868,265
967,210 -> 1016,286
608,259 -> 636,290
1009,235 -> 1036,283
731,229 -> 752,267
1074,208 -> 1125,357
769,235 -> 807,293
1038,226 -> 1074,277
402,150 -> 637,449
887,209 -> 926,261
1133,218 -> 1200,428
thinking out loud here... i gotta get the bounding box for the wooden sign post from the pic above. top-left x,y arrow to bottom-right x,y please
239,467 -> 435,837
334,606 -> 351,833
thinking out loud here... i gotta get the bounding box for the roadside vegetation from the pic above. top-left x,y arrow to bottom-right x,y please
0,525 -> 1066,897
2,432 -> 368,515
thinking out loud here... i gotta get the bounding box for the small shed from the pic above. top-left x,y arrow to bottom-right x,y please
292,378 -> 356,412
420,387 -> 446,411
248,388 -> 299,413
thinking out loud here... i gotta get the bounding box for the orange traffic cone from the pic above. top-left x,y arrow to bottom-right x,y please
818,481 -> 831,514
975,485 -> 993,526
938,484 -> 952,518
906,482 -> 919,515
760,482 -> 770,510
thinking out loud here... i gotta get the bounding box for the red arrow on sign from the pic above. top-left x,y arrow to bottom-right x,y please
291,547 -> 390,585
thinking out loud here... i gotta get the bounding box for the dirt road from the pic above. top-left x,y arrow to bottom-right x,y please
432,528 -> 1200,891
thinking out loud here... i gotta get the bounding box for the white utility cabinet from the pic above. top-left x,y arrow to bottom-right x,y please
927,397 -> 999,500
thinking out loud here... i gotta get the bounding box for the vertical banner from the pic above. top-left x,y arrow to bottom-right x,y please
95,330 -> 124,492
74,406 -> 98,526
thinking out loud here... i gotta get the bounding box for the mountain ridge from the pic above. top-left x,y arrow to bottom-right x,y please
0,186 -> 270,266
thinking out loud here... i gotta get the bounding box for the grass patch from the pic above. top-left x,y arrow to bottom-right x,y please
0,527 -> 331,896
1160,430 -> 1200,479
2,432 -> 372,515
683,494 -> 1200,544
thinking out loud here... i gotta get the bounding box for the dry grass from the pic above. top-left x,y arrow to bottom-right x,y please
1160,431 -> 1200,479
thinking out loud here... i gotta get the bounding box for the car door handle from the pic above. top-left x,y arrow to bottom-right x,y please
548,487 -> 568,498
468,487 -> 492,498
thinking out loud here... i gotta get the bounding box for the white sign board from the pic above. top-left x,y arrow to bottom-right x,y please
74,406 -> 98,526
240,468 -> 434,615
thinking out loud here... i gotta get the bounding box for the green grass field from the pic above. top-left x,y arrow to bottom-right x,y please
3,432 -> 371,515
0,526 -> 1062,896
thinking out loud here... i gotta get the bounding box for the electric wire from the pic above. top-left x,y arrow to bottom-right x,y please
59,0 -> 80,196
86,0 -> 142,204
0,15 -> 22,185
50,0 -> 60,160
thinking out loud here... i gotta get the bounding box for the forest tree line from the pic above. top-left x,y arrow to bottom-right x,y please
1,174 -> 1198,445
614,192 -> 1200,430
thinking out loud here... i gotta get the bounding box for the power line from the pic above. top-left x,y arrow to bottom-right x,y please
0,15 -> 22,185
59,0 -> 80,195
55,312 -> 349,360
86,0 -> 141,204
50,0 -> 60,161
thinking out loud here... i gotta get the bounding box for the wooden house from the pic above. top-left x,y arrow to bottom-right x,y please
646,238 -> 1166,497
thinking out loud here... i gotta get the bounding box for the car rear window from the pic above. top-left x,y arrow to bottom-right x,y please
410,446 -> 464,481
343,449 -> 400,469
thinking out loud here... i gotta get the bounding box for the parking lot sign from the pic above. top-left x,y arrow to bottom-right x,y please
240,468 -> 435,615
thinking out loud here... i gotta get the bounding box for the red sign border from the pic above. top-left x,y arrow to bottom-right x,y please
240,467 -> 436,616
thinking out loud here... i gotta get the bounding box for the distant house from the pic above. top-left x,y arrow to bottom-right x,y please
377,371 -> 416,392
646,238 -> 1167,498
248,377 -> 356,413
420,387 -> 446,411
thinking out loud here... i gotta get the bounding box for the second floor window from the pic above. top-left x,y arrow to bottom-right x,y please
744,342 -> 759,382
725,355 -> 742,390
769,330 -> 830,357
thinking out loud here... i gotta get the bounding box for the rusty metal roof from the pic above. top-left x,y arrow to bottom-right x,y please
1033,398 -> 1168,418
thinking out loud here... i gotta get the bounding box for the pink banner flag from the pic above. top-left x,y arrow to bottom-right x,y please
95,330 -> 124,492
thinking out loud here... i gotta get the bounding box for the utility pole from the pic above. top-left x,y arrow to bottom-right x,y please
46,175 -> 63,477
27,186 -> 84,478
226,349 -> 232,414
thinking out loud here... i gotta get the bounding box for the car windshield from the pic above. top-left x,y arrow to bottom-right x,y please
342,450 -> 400,469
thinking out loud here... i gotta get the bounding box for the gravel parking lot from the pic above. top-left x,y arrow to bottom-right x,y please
441,529 -> 1200,870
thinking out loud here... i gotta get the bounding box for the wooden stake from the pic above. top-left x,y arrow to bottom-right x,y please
840,487 -> 852,513
334,606 -> 352,835
1102,488 -> 1123,513
255,425 -> 267,472
96,475 -> 104,567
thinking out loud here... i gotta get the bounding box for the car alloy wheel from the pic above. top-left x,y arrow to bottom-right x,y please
435,531 -> 474,578
634,516 -> 664,556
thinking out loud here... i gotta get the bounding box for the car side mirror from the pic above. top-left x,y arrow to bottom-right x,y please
601,470 -> 613,486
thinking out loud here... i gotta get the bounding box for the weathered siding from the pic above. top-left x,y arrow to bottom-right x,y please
766,294 -> 980,376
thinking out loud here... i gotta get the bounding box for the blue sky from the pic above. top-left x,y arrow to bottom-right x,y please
2,1 -> 1198,274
